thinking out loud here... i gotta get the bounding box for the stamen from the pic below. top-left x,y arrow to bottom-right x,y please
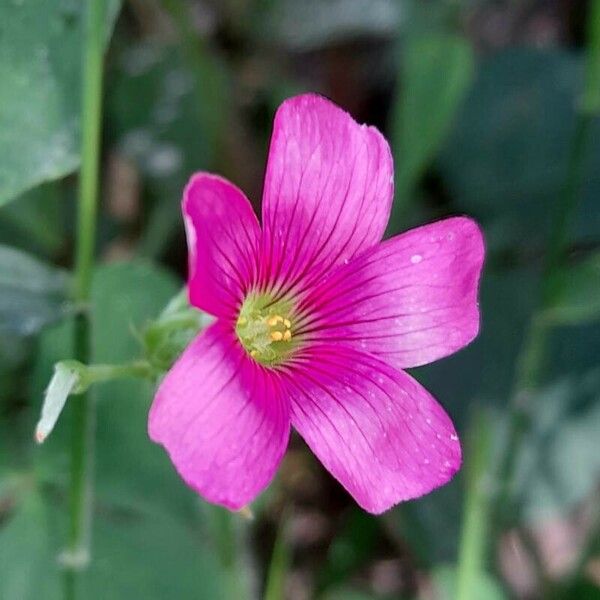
235,294 -> 298,364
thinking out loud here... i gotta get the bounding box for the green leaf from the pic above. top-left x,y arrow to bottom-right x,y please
0,490 -> 61,600
106,39 -> 227,258
26,260 -> 230,596
439,48 -> 600,250
561,578 -> 600,600
266,0 -> 401,50
90,261 -> 201,515
544,252 -> 600,325
514,369 -> 600,523
0,486 -> 227,600
81,507 -> 226,599
391,33 -> 474,221
0,0 -> 121,205
317,508 -> 382,593
30,261 -> 197,515
0,245 -> 71,339
322,589 -> 378,600
0,183 -> 65,257
430,564 -> 506,600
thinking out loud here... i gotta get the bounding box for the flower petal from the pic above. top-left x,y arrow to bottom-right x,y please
284,345 -> 461,513
183,173 -> 261,319
261,94 -> 393,295
148,322 -> 290,510
299,217 -> 484,368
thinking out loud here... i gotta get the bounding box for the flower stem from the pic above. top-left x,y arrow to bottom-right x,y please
264,509 -> 292,600
494,0 -> 600,535
455,410 -> 492,600
65,0 -> 106,596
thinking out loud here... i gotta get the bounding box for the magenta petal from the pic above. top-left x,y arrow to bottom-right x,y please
148,323 -> 290,510
300,217 -> 484,368
285,345 -> 461,514
183,173 -> 260,319
261,94 -> 393,294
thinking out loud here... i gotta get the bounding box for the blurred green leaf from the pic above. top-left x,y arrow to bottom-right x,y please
318,508 -> 382,593
430,564 -> 506,600
439,49 -> 600,250
90,261 -> 198,515
0,0 -> 121,205
0,490 -> 61,600
81,506 -> 226,599
267,0 -> 402,50
391,477 -> 464,565
515,369 -> 600,522
24,260 -> 230,596
0,245 -> 71,341
0,183 -> 65,257
0,487 -> 227,600
543,252 -> 600,325
31,261 -> 197,515
561,578 -> 600,599
106,39 -> 226,258
391,33 -> 474,220
323,588 -> 378,600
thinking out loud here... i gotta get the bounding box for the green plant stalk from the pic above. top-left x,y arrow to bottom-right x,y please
455,411 -> 492,600
65,0 -> 106,596
64,359 -> 154,391
206,506 -> 251,599
494,0 -> 600,537
264,510 -> 291,600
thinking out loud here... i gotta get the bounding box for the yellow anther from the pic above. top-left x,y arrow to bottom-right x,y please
283,318 -> 291,329
283,330 -> 292,342
270,331 -> 283,342
238,316 -> 247,325
267,316 -> 278,327
250,349 -> 258,357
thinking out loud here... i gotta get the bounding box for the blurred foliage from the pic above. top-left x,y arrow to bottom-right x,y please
0,0 -> 121,205
0,245 -> 71,350
390,33 -> 474,224
1,261 -> 229,599
1,0 -> 600,598
439,48 -> 600,252
544,251 -> 600,325
106,33 -> 228,257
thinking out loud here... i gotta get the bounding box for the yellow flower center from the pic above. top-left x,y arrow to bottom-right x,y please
235,293 -> 297,365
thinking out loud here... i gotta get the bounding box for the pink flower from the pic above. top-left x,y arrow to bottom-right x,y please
148,94 -> 484,514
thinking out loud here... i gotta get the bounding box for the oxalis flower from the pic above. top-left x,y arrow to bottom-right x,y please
148,94 -> 484,514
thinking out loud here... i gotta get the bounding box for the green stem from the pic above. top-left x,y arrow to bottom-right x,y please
455,411 -> 492,600
74,0 -> 105,302
264,510 -> 291,600
78,360 -> 153,387
493,0 -> 600,532
65,0 -> 106,596
206,506 -> 251,599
